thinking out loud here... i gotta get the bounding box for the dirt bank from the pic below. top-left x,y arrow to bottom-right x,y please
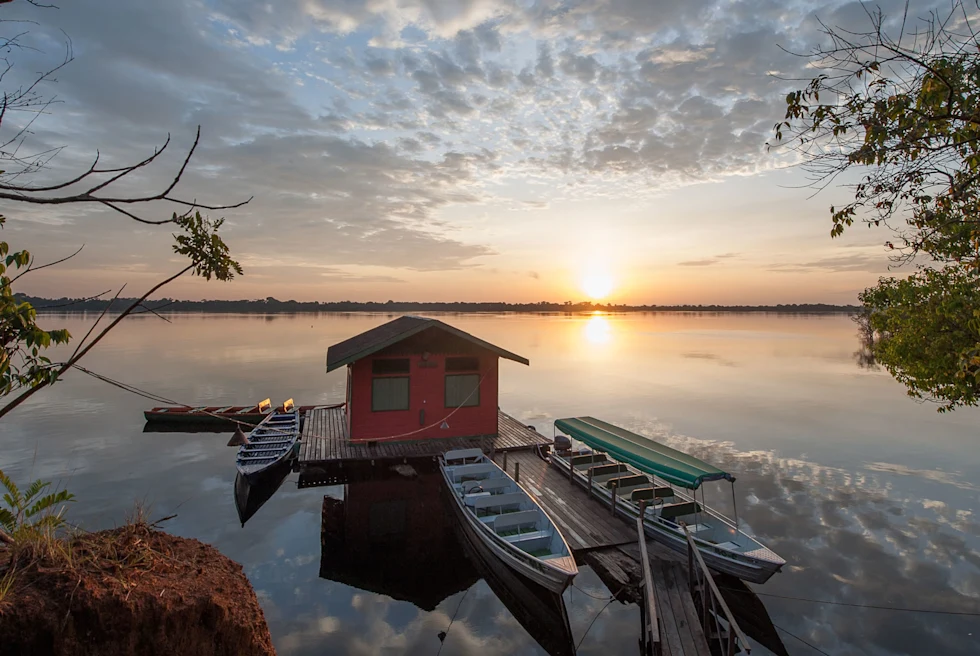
0,522 -> 275,656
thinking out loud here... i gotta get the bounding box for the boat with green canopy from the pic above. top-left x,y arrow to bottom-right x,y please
551,416 -> 784,584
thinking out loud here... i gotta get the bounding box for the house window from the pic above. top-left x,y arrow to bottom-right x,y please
372,358 -> 410,375
445,374 -> 480,408
372,377 -> 410,411
446,356 -> 480,372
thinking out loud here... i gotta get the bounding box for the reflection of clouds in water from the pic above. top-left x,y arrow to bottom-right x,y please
865,462 -> 980,492
271,567 -> 638,656
621,417 -> 980,656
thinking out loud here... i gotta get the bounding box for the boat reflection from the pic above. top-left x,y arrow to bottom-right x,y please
316,463 -> 577,655
444,484 -> 577,656
234,460 -> 292,526
715,573 -> 789,656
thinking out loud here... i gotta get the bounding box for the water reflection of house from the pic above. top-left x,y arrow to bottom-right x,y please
319,464 -> 478,610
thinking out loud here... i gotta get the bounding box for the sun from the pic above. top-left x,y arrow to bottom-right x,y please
581,272 -> 614,300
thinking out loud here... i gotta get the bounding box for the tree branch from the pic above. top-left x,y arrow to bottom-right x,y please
0,264 -> 194,421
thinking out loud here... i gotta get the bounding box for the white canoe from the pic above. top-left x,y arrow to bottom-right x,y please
439,448 -> 578,594
551,450 -> 785,584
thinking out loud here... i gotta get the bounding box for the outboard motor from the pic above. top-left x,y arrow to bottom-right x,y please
554,434 -> 572,454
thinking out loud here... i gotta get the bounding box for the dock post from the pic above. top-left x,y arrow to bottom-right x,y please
587,467 -> 595,500
610,481 -> 618,516
502,451 -> 508,472
569,455 -> 574,482
514,461 -> 520,483
490,442 -> 496,461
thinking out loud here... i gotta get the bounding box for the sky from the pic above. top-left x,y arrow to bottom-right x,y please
0,0 -> 965,304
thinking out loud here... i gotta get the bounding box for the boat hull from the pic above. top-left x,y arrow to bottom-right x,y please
551,454 -> 782,585
445,489 -> 576,656
439,460 -> 575,594
144,404 -> 321,427
236,411 -> 301,484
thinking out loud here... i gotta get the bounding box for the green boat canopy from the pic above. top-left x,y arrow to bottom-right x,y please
554,417 -> 734,490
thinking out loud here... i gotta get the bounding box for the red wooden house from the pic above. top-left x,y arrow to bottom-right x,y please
325,316 -> 529,442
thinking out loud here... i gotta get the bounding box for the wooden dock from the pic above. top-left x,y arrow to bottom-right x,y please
296,409 -> 772,656
296,407 -> 551,486
502,450 -> 712,656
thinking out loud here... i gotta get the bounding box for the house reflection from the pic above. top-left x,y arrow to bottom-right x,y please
317,463 -> 576,656
319,462 -> 477,611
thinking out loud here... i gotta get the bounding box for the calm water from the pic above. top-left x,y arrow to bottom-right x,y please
1,312 -> 979,655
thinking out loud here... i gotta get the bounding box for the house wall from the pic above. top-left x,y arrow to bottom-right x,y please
348,352 -> 499,441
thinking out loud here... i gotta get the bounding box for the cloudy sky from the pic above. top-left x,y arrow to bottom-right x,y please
0,0 -> 960,304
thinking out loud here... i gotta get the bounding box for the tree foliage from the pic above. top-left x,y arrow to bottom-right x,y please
777,2 -> 980,410
0,218 -> 70,395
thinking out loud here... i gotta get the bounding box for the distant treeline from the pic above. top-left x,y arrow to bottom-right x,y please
19,295 -> 860,314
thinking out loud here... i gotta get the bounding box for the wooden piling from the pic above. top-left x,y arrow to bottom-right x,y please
514,461 -> 520,483
610,481 -> 618,516
502,450 -> 508,472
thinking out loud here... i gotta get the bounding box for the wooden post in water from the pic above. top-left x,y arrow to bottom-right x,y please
514,461 -> 520,483
587,467 -> 595,500
568,454 -> 574,482
610,481 -> 618,516
502,450 -> 508,472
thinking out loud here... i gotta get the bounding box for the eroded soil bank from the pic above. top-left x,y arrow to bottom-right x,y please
0,523 -> 276,656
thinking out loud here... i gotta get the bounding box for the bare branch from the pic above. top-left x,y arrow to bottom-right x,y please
8,243 -> 83,283
0,265 -> 194,421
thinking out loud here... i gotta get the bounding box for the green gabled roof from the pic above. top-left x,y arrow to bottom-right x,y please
325,316 -> 529,372
554,416 -> 733,489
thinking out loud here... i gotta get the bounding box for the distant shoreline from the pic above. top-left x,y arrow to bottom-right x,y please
19,295 -> 860,314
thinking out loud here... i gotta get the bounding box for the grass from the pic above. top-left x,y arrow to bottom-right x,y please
0,501 -> 178,611
0,564 -> 16,604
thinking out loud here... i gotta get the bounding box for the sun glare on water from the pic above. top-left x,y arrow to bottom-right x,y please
581,272 -> 614,300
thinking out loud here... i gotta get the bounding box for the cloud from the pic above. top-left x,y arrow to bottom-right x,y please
0,0 -> 959,300
767,253 -> 892,274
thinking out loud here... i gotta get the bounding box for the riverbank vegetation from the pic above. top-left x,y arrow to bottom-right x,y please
18,294 -> 861,315
777,1 -> 980,411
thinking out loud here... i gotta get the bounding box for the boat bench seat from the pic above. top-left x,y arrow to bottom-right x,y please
605,474 -> 649,490
493,510 -> 540,532
714,541 -> 741,551
571,454 -> 608,468
465,478 -> 511,493
660,501 -> 703,520
445,448 -> 484,464
473,492 -> 526,515
589,464 -> 629,480
503,530 -> 551,544
630,487 -> 656,502
451,463 -> 495,482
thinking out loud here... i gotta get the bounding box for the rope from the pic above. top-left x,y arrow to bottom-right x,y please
719,585 -> 980,616
773,623 -> 832,656
70,365 -> 295,435
73,366 -> 505,445
574,586 -> 623,651
350,372 -> 489,443
571,581 -> 617,601
435,588 -> 470,655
